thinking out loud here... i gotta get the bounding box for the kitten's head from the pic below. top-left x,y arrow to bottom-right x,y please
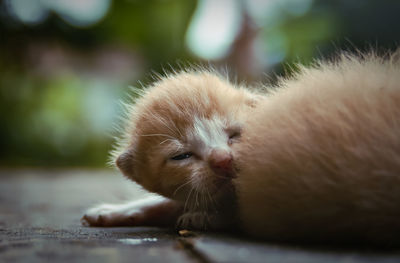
114,71 -> 258,208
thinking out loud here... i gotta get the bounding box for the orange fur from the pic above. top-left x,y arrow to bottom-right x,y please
235,53 -> 400,244
115,71 -> 258,201
85,53 -> 400,245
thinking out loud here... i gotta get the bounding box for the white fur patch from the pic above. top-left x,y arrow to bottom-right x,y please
189,115 -> 231,159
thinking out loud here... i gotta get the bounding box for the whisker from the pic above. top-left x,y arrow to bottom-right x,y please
184,187 -> 194,212
147,112 -> 181,137
141,133 -> 175,139
159,138 -> 176,145
195,191 -> 200,208
170,120 -> 184,138
206,188 -> 216,212
173,178 -> 195,197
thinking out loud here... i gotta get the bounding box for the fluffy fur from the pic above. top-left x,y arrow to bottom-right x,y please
235,53 -> 400,245
83,52 -> 400,245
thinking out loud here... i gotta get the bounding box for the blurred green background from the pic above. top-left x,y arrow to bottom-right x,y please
1,0 -> 400,168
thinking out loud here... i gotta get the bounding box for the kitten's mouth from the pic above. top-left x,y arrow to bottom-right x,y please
218,170 -> 237,179
213,169 -> 236,189
213,157 -> 238,181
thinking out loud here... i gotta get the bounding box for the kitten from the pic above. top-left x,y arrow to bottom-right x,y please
83,53 -> 400,245
83,72 -> 260,230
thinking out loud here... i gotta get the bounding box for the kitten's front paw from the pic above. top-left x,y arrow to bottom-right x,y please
176,212 -> 210,230
81,204 -> 140,227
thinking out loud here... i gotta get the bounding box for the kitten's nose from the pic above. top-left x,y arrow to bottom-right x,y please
209,149 -> 233,176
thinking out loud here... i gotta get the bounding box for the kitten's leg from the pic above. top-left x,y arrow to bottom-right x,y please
82,195 -> 182,227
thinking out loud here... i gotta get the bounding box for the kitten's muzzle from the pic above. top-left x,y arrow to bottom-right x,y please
208,149 -> 235,178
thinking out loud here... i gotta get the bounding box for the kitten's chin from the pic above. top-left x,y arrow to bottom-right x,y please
211,175 -> 235,195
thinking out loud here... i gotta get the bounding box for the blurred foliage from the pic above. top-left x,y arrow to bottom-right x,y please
0,0 -> 197,167
102,0 -> 196,66
0,0 -> 399,168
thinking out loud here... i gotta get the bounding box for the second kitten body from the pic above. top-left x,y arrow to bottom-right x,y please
235,55 -> 400,244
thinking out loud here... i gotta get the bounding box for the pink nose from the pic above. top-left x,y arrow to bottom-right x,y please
209,149 -> 233,175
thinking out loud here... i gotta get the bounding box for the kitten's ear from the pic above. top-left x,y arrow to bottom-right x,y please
116,149 -> 138,181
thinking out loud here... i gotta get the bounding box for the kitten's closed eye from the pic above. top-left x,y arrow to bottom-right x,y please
171,152 -> 193,161
228,129 -> 241,145
229,131 -> 241,139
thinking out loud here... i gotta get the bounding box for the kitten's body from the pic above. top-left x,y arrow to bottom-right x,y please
235,55 -> 400,244
83,53 -> 400,245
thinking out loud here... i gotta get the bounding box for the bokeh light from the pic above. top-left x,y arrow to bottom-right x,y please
185,0 -> 242,60
5,0 -> 49,25
5,0 -> 111,27
46,0 -> 111,27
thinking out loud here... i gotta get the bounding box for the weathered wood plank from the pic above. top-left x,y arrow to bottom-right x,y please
1,169 -> 400,263
192,234 -> 400,263
0,170 -> 195,263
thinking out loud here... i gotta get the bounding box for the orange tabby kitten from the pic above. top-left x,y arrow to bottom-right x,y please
83,53 -> 400,245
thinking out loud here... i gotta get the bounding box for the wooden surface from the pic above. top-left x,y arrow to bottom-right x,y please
0,169 -> 400,263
